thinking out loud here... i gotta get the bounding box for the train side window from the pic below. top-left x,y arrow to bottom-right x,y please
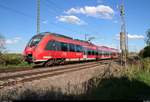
76,45 -> 83,52
55,41 -> 61,51
69,43 -> 75,52
60,42 -> 68,51
45,41 -> 60,51
90,50 -> 93,55
105,52 -> 107,56
101,51 -> 103,55
92,50 -> 95,55
95,50 -> 98,55
45,41 -> 55,50
89,50 -> 92,55
83,47 -> 87,55
98,50 -> 100,55
103,51 -> 105,56
94,50 -> 98,55
99,50 -> 102,55
87,49 -> 91,55
91,50 -> 93,55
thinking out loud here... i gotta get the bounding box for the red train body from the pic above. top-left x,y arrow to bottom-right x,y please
23,32 -> 119,66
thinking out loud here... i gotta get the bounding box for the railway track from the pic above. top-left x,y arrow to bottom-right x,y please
0,61 -> 94,73
0,59 -> 114,74
0,60 -> 114,90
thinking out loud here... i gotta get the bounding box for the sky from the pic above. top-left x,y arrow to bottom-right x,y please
0,0 -> 149,53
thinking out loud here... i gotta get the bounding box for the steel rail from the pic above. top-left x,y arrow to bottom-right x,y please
0,62 -> 105,89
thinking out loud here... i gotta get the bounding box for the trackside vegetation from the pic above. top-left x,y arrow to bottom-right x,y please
0,53 -> 31,69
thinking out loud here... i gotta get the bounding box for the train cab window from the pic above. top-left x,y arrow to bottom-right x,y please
45,40 -> 58,51
28,35 -> 44,47
60,42 -> 68,51
69,43 -> 75,52
76,45 -> 83,52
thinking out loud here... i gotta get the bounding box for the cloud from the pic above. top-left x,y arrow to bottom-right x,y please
56,15 -> 86,25
113,20 -> 118,24
5,37 -> 22,44
65,5 -> 114,19
128,34 -> 144,39
42,20 -> 48,24
116,34 -> 145,40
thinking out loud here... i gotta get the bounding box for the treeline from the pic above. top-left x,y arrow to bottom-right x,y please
139,29 -> 150,58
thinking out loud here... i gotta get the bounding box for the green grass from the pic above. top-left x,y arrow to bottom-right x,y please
135,71 -> 150,86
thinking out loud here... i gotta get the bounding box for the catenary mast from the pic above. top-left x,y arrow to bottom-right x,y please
120,0 -> 128,66
37,0 -> 40,34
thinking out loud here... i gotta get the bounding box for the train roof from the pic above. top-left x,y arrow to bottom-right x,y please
39,32 -> 96,45
39,32 -> 73,39
97,46 -> 119,52
36,32 -> 119,51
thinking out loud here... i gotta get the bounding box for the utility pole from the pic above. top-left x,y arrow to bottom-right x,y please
85,34 -> 89,41
119,0 -> 128,67
37,0 -> 40,34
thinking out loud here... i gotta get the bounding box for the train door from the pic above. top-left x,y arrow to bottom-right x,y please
83,47 -> 87,60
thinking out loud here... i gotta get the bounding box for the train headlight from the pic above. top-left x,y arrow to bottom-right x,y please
43,56 -> 52,59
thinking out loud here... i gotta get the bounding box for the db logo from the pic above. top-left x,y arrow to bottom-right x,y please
76,53 -> 81,56
63,52 -> 67,56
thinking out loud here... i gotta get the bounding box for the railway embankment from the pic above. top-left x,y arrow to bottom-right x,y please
0,59 -> 150,100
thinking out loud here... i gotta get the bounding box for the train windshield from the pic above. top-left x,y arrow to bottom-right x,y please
28,35 -> 44,47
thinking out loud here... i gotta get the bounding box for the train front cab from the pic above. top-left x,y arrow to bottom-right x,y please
23,34 -> 45,64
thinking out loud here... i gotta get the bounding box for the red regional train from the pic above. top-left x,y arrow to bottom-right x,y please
23,32 -> 119,66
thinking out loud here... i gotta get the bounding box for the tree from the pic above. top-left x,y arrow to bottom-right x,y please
141,46 -> 150,58
146,29 -> 150,46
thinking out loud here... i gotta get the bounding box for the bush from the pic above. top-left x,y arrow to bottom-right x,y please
139,46 -> 150,58
0,53 -> 24,66
141,58 -> 150,72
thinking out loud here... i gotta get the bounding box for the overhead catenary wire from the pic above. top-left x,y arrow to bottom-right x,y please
0,2 -> 75,35
0,3 -> 35,19
0,1 -> 110,43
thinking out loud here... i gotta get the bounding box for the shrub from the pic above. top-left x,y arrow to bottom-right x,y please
0,53 -> 24,66
139,46 -> 150,58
